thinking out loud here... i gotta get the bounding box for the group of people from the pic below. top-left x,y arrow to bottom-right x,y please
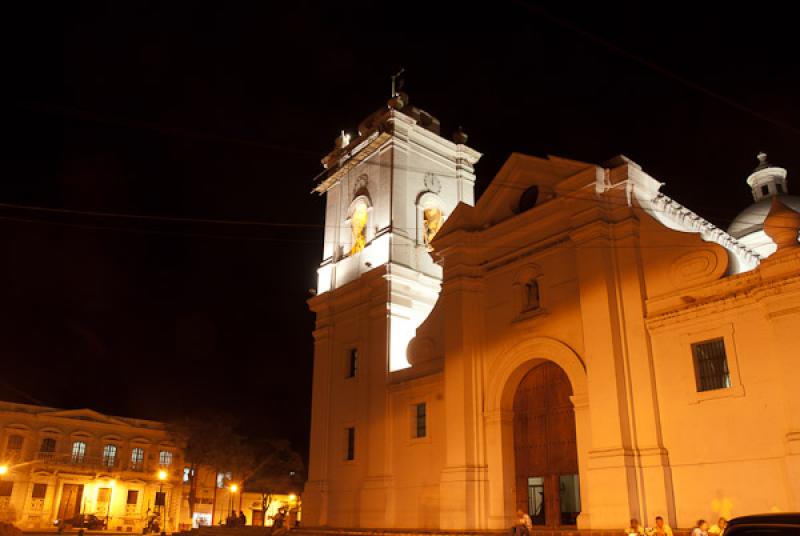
510,510 -> 729,536
224,510 -> 247,527
625,516 -> 729,536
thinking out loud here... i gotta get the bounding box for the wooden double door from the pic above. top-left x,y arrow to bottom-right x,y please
57,484 -> 84,523
513,361 -> 581,527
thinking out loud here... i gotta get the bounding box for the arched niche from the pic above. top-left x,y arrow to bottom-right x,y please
343,194 -> 373,257
416,191 -> 445,248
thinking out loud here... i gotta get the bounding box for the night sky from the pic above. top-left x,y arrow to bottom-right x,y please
3,2 -> 798,461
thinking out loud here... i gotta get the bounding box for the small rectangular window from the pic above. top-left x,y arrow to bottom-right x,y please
345,427 -> 355,461
761,184 -> 770,196
346,348 -> 358,378
126,490 -> 139,505
777,183 -> 785,194
40,438 -> 56,453
7,435 -> 23,450
31,483 -> 47,499
692,338 -> 731,392
0,482 -> 13,497
414,403 -> 427,438
216,471 -> 231,488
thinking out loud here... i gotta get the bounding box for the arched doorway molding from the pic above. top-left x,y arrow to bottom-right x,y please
483,336 -> 591,529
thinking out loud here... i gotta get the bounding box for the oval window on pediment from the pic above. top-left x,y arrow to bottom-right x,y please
519,186 -> 540,213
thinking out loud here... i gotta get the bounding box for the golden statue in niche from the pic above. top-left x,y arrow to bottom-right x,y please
423,206 -> 443,246
350,202 -> 368,255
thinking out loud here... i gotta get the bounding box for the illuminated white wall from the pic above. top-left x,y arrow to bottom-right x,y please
313,109 -> 480,371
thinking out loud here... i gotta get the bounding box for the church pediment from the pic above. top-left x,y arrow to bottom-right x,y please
432,153 -> 593,246
38,408 -> 132,427
473,152 -> 593,227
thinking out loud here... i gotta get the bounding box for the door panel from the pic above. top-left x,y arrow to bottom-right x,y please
513,361 -> 579,527
58,484 -> 84,522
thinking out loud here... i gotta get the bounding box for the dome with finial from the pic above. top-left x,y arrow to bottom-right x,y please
727,152 -> 800,257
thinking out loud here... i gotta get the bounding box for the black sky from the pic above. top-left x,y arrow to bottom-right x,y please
2,2 -> 799,460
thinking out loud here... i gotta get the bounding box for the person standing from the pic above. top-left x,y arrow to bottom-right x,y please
238,511 -> 247,527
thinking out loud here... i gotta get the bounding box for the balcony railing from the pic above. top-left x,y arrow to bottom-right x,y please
21,452 -> 174,477
35,452 -> 121,470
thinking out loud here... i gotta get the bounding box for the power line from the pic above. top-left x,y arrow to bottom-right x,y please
0,215 -> 321,244
0,202 -> 323,228
511,1 -> 800,137
0,180 -> 792,237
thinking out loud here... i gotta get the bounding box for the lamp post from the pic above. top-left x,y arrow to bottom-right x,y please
228,484 -> 237,521
106,479 -> 116,529
157,470 -> 167,530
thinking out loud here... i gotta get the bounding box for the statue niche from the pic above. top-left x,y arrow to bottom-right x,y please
349,200 -> 369,255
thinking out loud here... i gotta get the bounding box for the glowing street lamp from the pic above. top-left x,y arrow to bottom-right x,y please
0,465 -> 8,475
228,484 -> 238,518
156,470 -> 168,527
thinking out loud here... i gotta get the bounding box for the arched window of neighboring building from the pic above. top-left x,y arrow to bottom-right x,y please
6,435 -> 23,450
71,441 -> 86,463
130,447 -> 145,471
518,185 -> 540,213
159,451 -> 173,466
39,438 -> 56,454
103,444 -> 118,467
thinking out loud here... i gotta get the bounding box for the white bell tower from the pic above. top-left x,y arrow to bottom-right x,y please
313,93 -> 481,371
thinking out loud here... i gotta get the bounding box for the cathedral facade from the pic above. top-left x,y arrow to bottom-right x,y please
303,99 -> 800,531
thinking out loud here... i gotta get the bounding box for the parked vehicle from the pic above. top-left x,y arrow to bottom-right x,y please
725,513 -> 800,535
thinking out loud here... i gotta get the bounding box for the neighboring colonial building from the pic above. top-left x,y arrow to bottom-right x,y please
0,401 -> 181,531
0,402 -> 305,531
304,96 -> 800,531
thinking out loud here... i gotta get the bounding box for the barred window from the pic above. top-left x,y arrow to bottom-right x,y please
692,338 -> 731,392
6,435 -> 23,450
71,441 -> 87,463
103,444 -> 117,467
40,438 -> 56,453
159,451 -> 173,466
130,447 -> 144,470
345,427 -> 355,461
346,348 -> 358,378
414,403 -> 427,438
126,490 -> 139,505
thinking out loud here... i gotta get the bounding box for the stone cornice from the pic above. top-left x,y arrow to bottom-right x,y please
646,271 -> 800,331
645,192 -> 760,268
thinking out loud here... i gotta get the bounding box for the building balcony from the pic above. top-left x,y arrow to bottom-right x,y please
34,452 -> 121,472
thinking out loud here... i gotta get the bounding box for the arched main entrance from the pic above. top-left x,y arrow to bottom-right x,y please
513,361 -> 580,527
